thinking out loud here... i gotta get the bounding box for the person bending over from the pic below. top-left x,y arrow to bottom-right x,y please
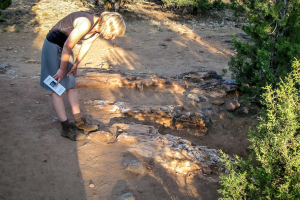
40,11 -> 126,141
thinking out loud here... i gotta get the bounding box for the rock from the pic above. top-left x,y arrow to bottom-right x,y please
211,99 -> 225,106
0,62 -> 7,74
226,101 -> 240,112
234,107 -> 257,118
117,192 -> 135,200
113,123 -> 224,174
89,180 -> 95,188
186,93 -> 208,103
124,160 -> 145,174
88,131 -> 116,142
242,35 -> 251,40
25,60 -> 39,64
117,133 -> 138,144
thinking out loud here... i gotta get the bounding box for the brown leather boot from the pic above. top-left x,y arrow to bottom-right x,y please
76,118 -> 98,131
74,113 -> 98,132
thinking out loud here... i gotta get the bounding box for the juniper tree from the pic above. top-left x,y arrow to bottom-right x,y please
228,0 -> 300,100
218,59 -> 300,199
0,0 -> 12,20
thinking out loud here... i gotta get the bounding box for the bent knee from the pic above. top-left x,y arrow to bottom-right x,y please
68,86 -> 77,90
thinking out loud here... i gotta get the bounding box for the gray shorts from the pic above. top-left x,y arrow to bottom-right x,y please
40,39 -> 76,92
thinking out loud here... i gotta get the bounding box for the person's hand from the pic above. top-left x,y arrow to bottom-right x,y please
67,63 -> 78,77
53,68 -> 66,86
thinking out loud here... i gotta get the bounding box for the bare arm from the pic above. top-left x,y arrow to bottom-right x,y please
53,18 -> 92,84
67,32 -> 100,76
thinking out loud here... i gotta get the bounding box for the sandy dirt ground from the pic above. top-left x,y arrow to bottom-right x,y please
0,0 -> 258,199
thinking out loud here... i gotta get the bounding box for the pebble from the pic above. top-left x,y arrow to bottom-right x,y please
25,60 -> 38,63
117,192 -> 135,200
186,93 -> 208,103
211,100 -> 225,106
89,183 -> 95,188
226,101 -> 240,112
124,160 -> 145,174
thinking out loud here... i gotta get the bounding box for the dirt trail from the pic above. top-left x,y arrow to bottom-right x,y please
0,0 -> 258,199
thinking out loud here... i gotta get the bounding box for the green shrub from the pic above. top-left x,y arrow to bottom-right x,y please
2,27 -> 8,32
228,0 -> 300,101
218,59 -> 300,199
161,0 -> 228,14
0,0 -> 12,20
212,0 -> 227,10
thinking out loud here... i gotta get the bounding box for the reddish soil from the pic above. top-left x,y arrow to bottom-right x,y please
0,0 -> 258,199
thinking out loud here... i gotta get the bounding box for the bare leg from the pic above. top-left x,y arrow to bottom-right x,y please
52,92 -> 67,122
67,86 -> 81,115
67,86 -> 98,131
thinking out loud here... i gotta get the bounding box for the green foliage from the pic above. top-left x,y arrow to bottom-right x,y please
161,0 -> 228,13
212,0 -> 228,10
221,68 -> 228,76
0,0 -> 12,20
218,60 -> 300,199
228,0 -> 300,99
0,0 -> 11,10
2,26 -> 8,32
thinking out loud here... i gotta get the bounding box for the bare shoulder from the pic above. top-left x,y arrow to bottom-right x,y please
73,17 -> 92,30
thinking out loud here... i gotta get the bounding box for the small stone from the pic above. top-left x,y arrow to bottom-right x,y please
226,101 -> 240,112
25,60 -> 38,63
89,183 -> 94,188
124,160 -> 145,174
117,192 -> 135,200
186,93 -> 208,103
53,118 -> 59,122
89,131 -> 116,143
234,107 -> 257,118
211,99 -> 225,106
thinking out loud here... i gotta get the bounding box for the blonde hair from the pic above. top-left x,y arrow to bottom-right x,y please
99,12 -> 126,37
